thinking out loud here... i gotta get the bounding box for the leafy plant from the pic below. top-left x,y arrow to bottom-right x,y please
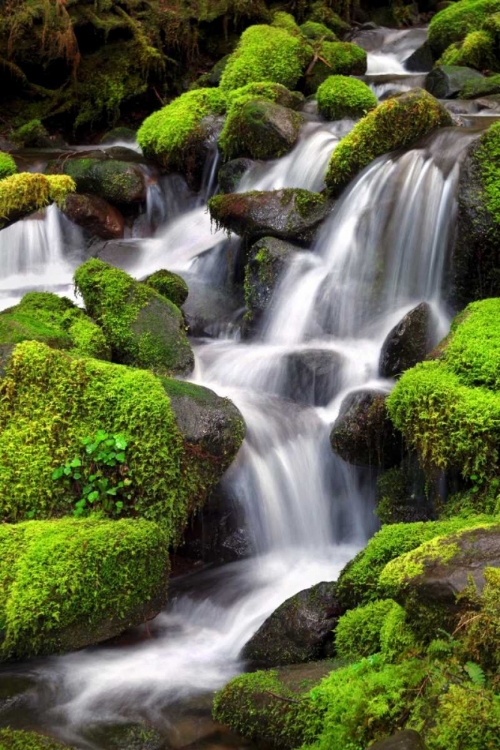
52,431 -> 133,517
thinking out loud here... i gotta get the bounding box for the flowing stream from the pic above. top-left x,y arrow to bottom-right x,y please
0,26 -> 494,750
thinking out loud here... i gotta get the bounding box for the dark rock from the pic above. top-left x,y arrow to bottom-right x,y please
404,42 -> 435,72
379,302 -> 432,379
182,278 -> 244,338
55,157 -> 147,205
330,390 -> 403,468
242,582 -> 343,667
61,193 -> 124,240
94,238 -> 144,272
368,730 -> 427,750
100,127 -> 137,145
221,100 -> 302,160
218,158 -> 255,193
196,54 -> 231,87
376,456 -> 434,524
284,349 -> 344,406
425,65 -> 484,99
209,189 -> 333,245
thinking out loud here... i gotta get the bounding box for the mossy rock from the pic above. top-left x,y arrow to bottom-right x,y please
304,41 -> 367,95
316,75 -> 377,121
325,89 -> 452,197
452,123 -> 500,306
335,598 -> 413,661
306,2 -> 350,36
459,72 -> 500,96
74,259 -> 194,375
0,153 -> 17,181
61,193 -> 124,240
209,188 -> 333,244
0,292 -> 111,360
56,158 -> 146,205
195,54 -> 231,88
364,731 -> 426,750
144,269 -> 189,307
0,173 -> 75,229
83,722 -> 165,750
0,729 -> 72,749
218,157 -> 255,193
100,127 -> 137,145
0,517 -> 169,660
9,119 -> 52,148
299,20 -> 337,42
219,99 -> 302,160
437,30 -> 498,70
376,456 -> 434,525
428,0 -> 500,56
426,64 -> 485,97
0,340 -> 244,534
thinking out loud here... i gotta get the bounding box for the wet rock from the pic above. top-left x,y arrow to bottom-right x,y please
244,237 -> 299,334
100,127 -> 137,145
182,279 -> 244,338
379,302 -> 432,379
144,269 -> 189,307
94,238 -> 144,272
376,456 -> 434,524
218,158 -> 255,193
330,390 -> 403,468
55,157 -> 146,205
196,54 -> 231,87
425,65 -> 484,99
242,582 -> 342,667
209,189 -> 333,245
220,100 -> 302,160
284,349 -> 344,406
85,722 -> 165,750
61,193 -> 124,240
404,41 -> 435,72
368,730 -> 427,750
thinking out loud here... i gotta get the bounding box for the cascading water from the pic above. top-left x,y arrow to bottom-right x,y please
0,27 -> 489,750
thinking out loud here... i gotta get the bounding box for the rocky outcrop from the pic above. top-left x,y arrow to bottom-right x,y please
61,193 -> 124,240
425,65 -> 484,98
242,582 -> 342,667
379,303 -> 432,379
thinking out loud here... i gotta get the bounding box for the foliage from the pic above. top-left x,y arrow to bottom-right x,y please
74,258 -> 193,374
271,11 -> 301,34
9,119 -> 48,147
0,173 -> 75,228
325,90 -> 452,197
299,21 -> 337,41
52,431 -> 133,518
457,567 -> 500,676
305,41 -> 367,93
438,30 -> 497,70
0,517 -> 169,659
335,599 -> 411,660
144,269 -> 189,307
473,125 -> 500,229
219,24 -> 312,92
0,153 -> 17,181
0,728 -> 71,749
460,72 -> 500,97
316,75 -> 377,121
0,291 -> 110,360
428,0 -> 500,55
307,1 -> 350,34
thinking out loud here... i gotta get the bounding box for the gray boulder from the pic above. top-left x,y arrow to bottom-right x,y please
368,730 -> 427,750
425,65 -> 484,99
284,349 -> 345,406
379,302 -> 432,379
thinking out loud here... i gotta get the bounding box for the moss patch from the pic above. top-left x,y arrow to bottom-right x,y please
438,30 -> 497,70
300,21 -> 337,42
0,173 -> 75,228
0,728 -> 72,749
144,269 -> 189,307
305,41 -> 366,94
428,0 -> 500,55
0,153 -> 17,181
316,75 -> 377,121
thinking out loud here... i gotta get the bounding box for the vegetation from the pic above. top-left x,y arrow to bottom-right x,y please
0,153 -> 16,180
335,599 -> 411,660
0,729 -> 71,749
144,269 -> 189,307
428,0 -> 500,55
472,124 -> 500,230
0,173 -> 75,228
316,75 -> 377,121
438,30 -> 497,70
304,40 -> 367,93
299,21 -> 337,42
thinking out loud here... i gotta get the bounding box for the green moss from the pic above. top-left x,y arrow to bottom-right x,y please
325,89 -> 452,197
316,75 -> 377,121
0,292 -> 110,360
438,30 -> 497,70
58,158 -> 145,205
0,153 -> 17,181
473,124 -> 500,229
459,72 -> 500,97
219,24 -> 312,92
305,41 -> 366,93
307,2 -> 350,35
299,21 -> 337,42
74,258 -> 193,374
335,599 -> 407,660
0,173 -> 75,228
379,534 -> 464,591
144,269 -> 189,307
0,728 -> 71,749
137,88 -> 227,174
9,119 -> 48,147
457,567 -> 500,674
428,0 -> 500,55
271,11 -> 301,34
0,517 -> 168,659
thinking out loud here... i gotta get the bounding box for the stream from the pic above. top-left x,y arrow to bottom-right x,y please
0,25 -> 497,750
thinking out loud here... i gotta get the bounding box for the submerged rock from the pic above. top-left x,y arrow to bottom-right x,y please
369,730 -> 427,750
284,349 -> 344,406
61,192 -> 124,240
218,158 -> 255,193
219,99 -> 302,160
209,189 -> 333,245
425,65 -> 484,98
242,581 -> 342,667
379,302 -> 432,379
330,390 -> 402,468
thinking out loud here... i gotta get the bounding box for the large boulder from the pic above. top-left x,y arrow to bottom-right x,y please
452,122 -> 500,307
61,192 -> 124,240
317,75 -> 377,121
55,157 -> 146,205
219,99 -> 302,160
242,582 -> 342,667
379,303 -> 432,379
425,65 -> 484,98
209,189 -> 333,245
368,730 -> 427,750
330,390 -> 403,468
325,90 -> 452,197
0,517 -> 169,660
284,349 -> 344,406
74,258 -> 194,375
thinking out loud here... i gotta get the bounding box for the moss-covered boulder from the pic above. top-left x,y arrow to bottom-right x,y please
0,153 -> 17,181
0,729 -> 72,749
452,122 -> 500,306
83,723 -> 165,750
304,41 -> 367,94
330,390 -> 403,468
325,90 -> 452,197
0,341 -> 244,533
9,119 -> 52,148
219,99 -> 302,160
0,292 -> 110,360
307,2 -> 350,37
100,127 -> 137,145
209,189 -> 333,244
137,88 -> 226,188
74,259 -> 193,375
0,173 -> 75,229
242,582 -> 342,667
379,303 -> 432,379
61,193 -> 124,240
425,64 -> 484,98
143,269 -> 189,307
428,0 -> 500,56
376,456 -> 434,525
437,29 -> 498,70
316,75 -> 377,121
56,158 -> 146,205
219,24 -> 312,92
334,598 -> 412,661
0,517 -> 169,659
300,20 -> 337,42
459,72 -> 500,96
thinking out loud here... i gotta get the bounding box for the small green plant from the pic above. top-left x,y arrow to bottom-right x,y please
52,430 -> 133,517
